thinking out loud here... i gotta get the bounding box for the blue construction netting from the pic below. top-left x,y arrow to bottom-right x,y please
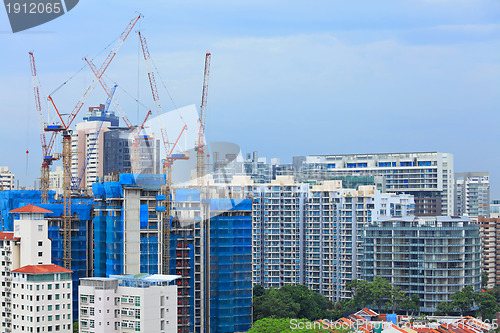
206,198 -> 252,212
209,199 -> 252,333
140,235 -> 158,274
119,173 -> 165,190
0,190 -> 56,230
40,201 -> 93,321
175,189 -> 200,202
106,214 -> 123,276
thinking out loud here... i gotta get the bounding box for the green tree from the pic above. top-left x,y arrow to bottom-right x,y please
450,286 -> 475,315
252,285 -> 334,322
248,318 -> 327,333
368,277 -> 392,313
474,291 -> 499,320
386,286 -> 408,313
481,271 -> 488,289
73,322 -> 78,333
346,279 -> 370,309
435,301 -> 454,315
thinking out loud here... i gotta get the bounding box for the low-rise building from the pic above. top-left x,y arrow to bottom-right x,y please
78,275 -> 178,333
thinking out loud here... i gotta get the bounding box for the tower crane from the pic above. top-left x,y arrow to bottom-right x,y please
84,58 -> 153,173
29,52 -> 61,203
46,14 -> 141,269
196,52 -> 211,187
138,31 -> 189,278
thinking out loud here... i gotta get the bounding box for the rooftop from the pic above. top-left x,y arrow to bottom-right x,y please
9,205 -> 53,214
0,232 -> 20,241
12,264 -> 72,274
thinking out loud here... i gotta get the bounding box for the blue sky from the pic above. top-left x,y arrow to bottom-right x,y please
1,0 -> 500,197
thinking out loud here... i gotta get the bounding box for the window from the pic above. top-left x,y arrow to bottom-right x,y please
38,225 -> 43,232
38,252 -> 42,257
38,241 -> 43,246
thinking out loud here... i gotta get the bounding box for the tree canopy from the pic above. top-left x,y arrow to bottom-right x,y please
248,318 -> 332,333
253,284 -> 336,322
345,278 -> 420,314
436,286 -> 500,320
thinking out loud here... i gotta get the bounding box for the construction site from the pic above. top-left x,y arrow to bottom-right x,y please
0,14 -> 253,333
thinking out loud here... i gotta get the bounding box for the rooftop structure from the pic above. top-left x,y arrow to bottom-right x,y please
79,274 -> 177,333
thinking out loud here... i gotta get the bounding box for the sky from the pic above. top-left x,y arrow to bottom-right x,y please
1,0 -> 499,197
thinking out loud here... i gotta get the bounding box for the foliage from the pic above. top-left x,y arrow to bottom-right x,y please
346,278 -> 420,315
73,322 -> 78,333
481,271 -> 488,289
253,285 -> 335,322
435,286 -> 500,319
474,291 -> 499,320
248,318 -> 332,333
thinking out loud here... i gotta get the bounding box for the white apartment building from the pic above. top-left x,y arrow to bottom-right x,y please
71,112 -> 114,191
11,264 -> 73,333
79,275 -> 178,333
455,172 -> 490,218
0,204 -> 73,333
0,167 -> 15,190
302,152 -> 454,216
251,176 -> 415,302
49,166 -> 64,198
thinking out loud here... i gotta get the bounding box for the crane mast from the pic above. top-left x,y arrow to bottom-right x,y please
29,52 -> 60,203
196,52 -> 211,187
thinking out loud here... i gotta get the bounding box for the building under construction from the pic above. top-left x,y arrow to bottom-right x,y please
91,174 -> 253,333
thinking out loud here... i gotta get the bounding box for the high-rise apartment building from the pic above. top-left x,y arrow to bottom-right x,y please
251,176 -> 414,302
455,172 -> 490,218
71,105 -> 120,190
301,152 -> 454,216
361,216 -> 482,313
0,167 -> 15,190
478,217 -> 500,289
1,205 -> 73,333
71,104 -> 160,191
79,275 -> 178,333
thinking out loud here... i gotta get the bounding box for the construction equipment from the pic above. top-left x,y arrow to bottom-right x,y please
138,31 -> 189,274
45,14 -> 141,269
29,52 -> 61,203
84,58 -> 153,173
74,84 -> 117,190
196,52 -> 211,186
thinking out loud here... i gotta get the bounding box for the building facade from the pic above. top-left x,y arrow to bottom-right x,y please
0,205 -> 73,333
361,216 -> 482,313
79,275 -> 177,333
301,152 -> 454,216
251,176 -> 415,302
71,105 -> 160,192
455,172 -> 490,218
478,217 -> 500,289
12,265 -> 73,333
0,167 -> 15,190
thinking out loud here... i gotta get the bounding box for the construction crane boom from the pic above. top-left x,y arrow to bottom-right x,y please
138,31 -> 170,155
44,14 -> 141,270
196,52 -> 211,185
29,52 -> 61,203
